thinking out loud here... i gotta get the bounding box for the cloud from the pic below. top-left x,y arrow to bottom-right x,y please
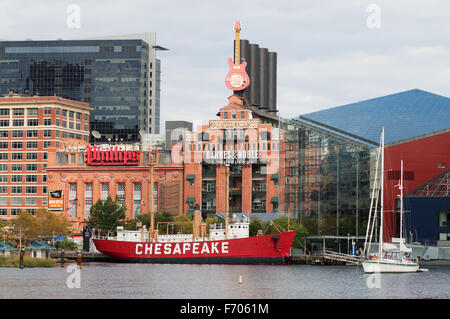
0,0 -> 449,128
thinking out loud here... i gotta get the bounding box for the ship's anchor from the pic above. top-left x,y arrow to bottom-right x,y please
271,235 -> 281,251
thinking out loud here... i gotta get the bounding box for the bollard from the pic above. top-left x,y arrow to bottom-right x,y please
61,249 -> 65,267
76,251 -> 82,268
19,248 -> 25,269
238,275 -> 243,284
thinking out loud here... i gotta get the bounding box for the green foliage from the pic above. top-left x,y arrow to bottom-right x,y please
11,208 -> 71,241
87,197 -> 126,234
205,216 -> 220,233
249,216 -> 308,249
56,239 -> 77,250
249,216 -> 264,237
0,256 -> 55,268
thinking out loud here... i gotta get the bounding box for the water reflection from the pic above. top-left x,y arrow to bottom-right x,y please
0,263 -> 449,299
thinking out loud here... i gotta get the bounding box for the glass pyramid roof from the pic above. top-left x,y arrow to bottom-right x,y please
298,89 -> 450,144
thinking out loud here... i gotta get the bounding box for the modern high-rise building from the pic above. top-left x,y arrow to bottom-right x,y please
0,33 -> 167,142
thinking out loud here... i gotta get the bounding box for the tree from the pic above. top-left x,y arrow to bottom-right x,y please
249,216 -> 308,249
87,197 -> 126,234
12,209 -> 71,241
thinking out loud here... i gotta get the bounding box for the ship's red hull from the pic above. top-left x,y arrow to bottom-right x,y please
93,231 -> 295,265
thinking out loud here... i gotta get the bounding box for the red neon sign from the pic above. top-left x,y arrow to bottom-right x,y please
85,146 -> 140,166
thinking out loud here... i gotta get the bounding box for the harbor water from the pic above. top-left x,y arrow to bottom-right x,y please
0,263 -> 449,299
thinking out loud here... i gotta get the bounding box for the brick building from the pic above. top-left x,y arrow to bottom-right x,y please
0,94 -> 91,219
180,94 -> 284,217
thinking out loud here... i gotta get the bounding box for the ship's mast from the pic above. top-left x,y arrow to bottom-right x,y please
150,154 -> 155,241
378,127 -> 385,259
225,164 -> 230,240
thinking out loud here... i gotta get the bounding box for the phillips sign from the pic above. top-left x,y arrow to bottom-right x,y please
85,146 -> 140,166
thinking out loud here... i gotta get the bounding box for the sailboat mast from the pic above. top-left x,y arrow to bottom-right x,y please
400,160 -> 404,243
379,127 -> 385,259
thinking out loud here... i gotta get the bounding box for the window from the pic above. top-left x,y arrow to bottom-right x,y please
0,186 -> 7,194
12,164 -> 22,171
12,141 -> 22,149
27,141 -> 38,149
11,186 -> 22,194
0,164 -> 7,172
0,142 -> 7,149
0,175 -> 7,183
62,109 -> 67,117
0,120 -> 9,127
12,130 -> 23,138
11,175 -> 22,183
69,111 -> 74,119
13,108 -> 24,116
26,164 -> 37,171
27,119 -> 38,126
26,186 -> 37,194
0,131 -> 8,138
133,183 -> 141,217
439,211 -> 449,227
44,141 -> 51,148
44,107 -> 52,115
11,153 -> 22,160
27,108 -> 38,116
26,153 -> 38,160
26,197 -> 37,206
44,118 -> 52,126
85,183 -> 93,218
0,109 -> 9,116
43,130 -> 51,138
0,208 -> 6,215
11,197 -> 22,205
117,183 -> 125,205
26,175 -> 37,183
69,183 -> 77,218
27,130 -> 38,138
0,153 -> 7,161
13,119 -> 24,126
101,183 -> 109,201
0,198 -> 6,206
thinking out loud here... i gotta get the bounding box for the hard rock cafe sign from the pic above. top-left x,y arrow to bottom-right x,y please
85,145 -> 140,166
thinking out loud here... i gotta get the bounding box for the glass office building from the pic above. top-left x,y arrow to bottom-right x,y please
0,33 -> 164,142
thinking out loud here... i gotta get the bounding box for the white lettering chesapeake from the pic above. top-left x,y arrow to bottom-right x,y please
173,243 -> 182,254
183,242 -> 191,254
154,243 -> 162,255
193,242 -> 200,254
201,242 -> 210,254
136,244 -> 143,255
144,244 -> 152,255
164,243 -> 171,255
211,242 -> 219,254
222,242 -> 229,254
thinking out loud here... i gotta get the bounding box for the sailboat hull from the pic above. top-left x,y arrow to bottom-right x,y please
362,260 -> 419,273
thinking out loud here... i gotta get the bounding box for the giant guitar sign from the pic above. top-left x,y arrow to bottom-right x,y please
225,21 -> 250,91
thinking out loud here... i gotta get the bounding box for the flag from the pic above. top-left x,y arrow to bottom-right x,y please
69,198 -> 78,205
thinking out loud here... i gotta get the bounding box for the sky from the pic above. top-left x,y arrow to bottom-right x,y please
1,0 -> 450,130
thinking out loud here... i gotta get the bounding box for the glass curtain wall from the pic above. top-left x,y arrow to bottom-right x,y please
283,119 -> 374,237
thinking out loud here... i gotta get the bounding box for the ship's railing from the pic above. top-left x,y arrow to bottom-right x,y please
209,223 -> 225,230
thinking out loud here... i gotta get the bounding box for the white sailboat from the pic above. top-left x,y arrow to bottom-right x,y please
362,128 -> 419,273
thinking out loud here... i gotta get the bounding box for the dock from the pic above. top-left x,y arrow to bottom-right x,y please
51,250 -> 109,262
